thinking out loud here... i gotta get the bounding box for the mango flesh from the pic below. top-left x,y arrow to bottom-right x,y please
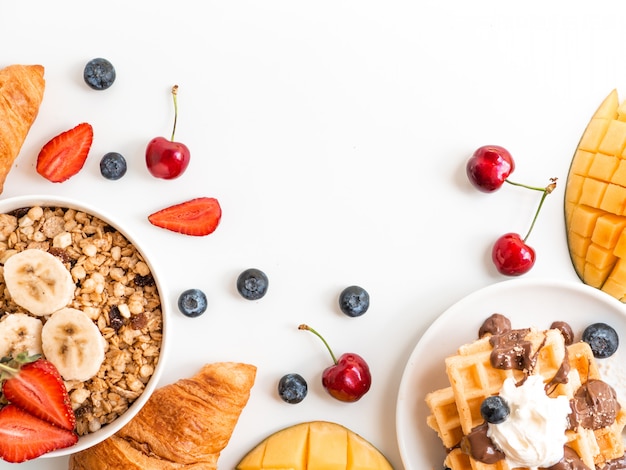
564,89 -> 626,300
236,421 -> 393,470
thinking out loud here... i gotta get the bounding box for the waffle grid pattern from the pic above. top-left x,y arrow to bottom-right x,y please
425,329 -> 626,470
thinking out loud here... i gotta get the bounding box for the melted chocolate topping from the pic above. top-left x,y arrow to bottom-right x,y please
544,446 -> 590,470
489,328 -> 533,371
598,454 -> 626,470
546,348 -> 570,394
479,313 -> 512,338
550,321 -> 575,346
463,422 -> 505,464
569,379 -> 621,430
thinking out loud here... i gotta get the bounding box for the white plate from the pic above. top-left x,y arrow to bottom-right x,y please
395,278 -> 626,470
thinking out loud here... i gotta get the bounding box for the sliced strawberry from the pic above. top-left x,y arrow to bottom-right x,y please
2,358 -> 75,431
0,405 -> 78,463
36,122 -> 93,182
148,197 -> 222,236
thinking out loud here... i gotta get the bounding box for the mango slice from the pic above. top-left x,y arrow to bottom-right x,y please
236,421 -> 393,470
565,89 -> 626,300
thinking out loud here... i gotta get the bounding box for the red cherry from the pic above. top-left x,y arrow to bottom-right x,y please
490,177 -> 557,276
322,352 -> 371,402
298,324 -> 371,402
467,145 -> 515,192
146,85 -> 190,179
492,232 -> 536,276
146,136 -> 190,179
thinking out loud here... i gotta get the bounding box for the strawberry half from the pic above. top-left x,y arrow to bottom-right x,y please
36,122 -> 93,182
1,357 -> 75,431
0,405 -> 78,463
148,197 -> 222,236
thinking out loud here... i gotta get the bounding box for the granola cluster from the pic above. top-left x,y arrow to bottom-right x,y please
0,205 -> 163,436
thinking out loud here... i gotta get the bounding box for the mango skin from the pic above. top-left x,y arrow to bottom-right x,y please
236,421 -> 393,470
564,89 -> 626,301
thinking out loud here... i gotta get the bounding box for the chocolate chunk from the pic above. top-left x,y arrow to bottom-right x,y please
479,313 -> 511,338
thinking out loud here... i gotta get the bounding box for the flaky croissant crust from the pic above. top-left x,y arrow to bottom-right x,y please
0,64 -> 45,193
69,362 -> 257,470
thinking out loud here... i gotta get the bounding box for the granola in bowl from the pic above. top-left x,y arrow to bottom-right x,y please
0,195 -> 169,457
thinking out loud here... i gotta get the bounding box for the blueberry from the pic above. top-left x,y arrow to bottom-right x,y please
177,288 -> 207,317
83,58 -> 116,90
99,152 -> 127,180
278,373 -> 307,404
480,395 -> 509,424
237,268 -> 268,300
338,285 -> 370,317
582,322 -> 619,358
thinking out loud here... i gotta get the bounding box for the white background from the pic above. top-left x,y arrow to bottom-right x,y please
2,1 -> 626,469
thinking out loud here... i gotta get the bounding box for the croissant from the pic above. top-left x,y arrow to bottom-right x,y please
69,362 -> 257,469
0,64 -> 45,193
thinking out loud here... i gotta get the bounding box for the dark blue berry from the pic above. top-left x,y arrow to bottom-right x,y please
237,268 -> 268,300
338,285 -> 370,317
582,322 -> 619,358
84,58 -> 116,90
278,373 -> 307,404
177,288 -> 207,317
99,152 -> 127,180
480,395 -> 509,424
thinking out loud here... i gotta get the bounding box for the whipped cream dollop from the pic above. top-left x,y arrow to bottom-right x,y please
487,375 -> 571,469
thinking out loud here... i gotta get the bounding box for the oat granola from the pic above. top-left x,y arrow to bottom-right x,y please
0,205 -> 163,436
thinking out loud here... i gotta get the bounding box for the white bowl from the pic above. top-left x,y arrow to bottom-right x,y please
0,195 -> 170,458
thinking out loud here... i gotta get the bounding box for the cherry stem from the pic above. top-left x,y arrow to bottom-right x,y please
504,179 -> 548,192
299,324 -> 337,364
170,85 -> 179,142
523,177 -> 558,242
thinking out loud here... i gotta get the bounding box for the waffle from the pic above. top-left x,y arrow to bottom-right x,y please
425,327 -> 626,470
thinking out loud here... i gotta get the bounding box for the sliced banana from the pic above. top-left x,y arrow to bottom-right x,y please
3,249 -> 75,316
0,313 -> 43,358
41,307 -> 106,382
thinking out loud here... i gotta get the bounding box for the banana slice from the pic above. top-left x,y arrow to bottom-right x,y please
0,313 -> 43,358
3,248 -> 75,316
41,307 -> 106,382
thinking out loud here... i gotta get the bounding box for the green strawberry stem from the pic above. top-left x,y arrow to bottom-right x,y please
170,85 -> 179,142
0,362 -> 18,376
0,353 -> 39,380
523,178 -> 558,242
298,324 -> 337,364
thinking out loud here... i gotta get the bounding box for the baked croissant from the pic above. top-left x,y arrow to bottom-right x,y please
0,64 -> 45,193
69,362 -> 257,469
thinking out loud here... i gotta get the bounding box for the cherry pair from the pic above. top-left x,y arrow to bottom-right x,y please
466,145 -> 556,276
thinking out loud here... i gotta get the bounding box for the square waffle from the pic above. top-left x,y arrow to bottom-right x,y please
425,327 -> 625,470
